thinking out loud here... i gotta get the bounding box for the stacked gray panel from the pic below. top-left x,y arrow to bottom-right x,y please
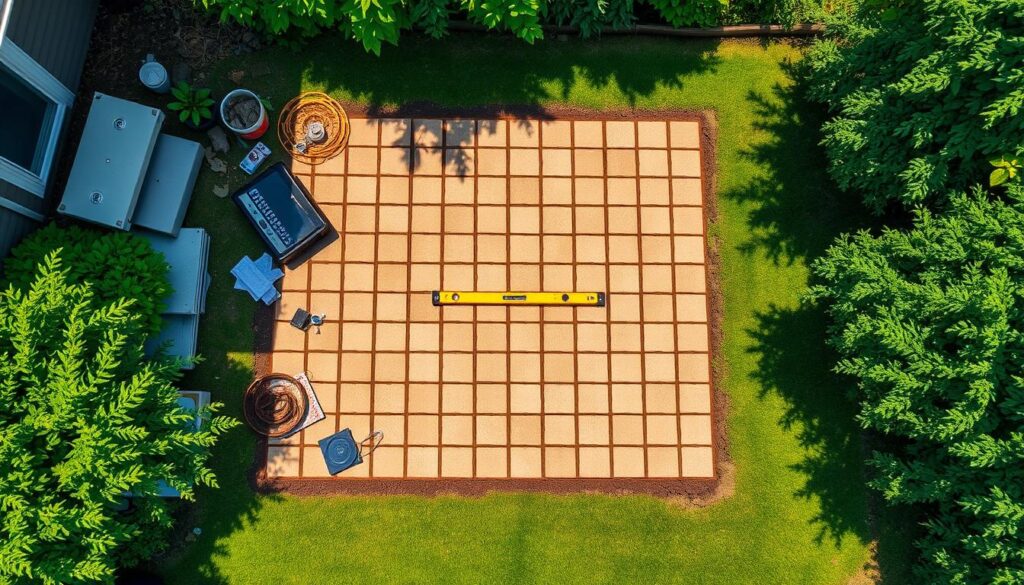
133,134 -> 203,237
142,228 -> 211,369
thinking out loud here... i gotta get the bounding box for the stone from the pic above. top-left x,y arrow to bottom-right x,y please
203,147 -> 227,173
207,126 -> 230,153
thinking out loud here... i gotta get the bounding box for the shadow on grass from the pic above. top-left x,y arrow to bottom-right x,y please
316,33 -> 722,178
724,68 -> 916,582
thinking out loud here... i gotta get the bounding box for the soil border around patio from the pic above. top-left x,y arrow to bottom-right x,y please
248,103 -> 727,500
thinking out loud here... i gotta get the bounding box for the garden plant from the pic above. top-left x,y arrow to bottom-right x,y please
0,255 -> 236,585
198,0 -> 834,54
806,0 -> 1024,582
2,224 -> 171,336
804,0 -> 1024,212
167,82 -> 217,130
810,188 -> 1024,583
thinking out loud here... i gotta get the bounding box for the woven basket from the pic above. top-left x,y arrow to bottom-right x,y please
277,92 -> 350,166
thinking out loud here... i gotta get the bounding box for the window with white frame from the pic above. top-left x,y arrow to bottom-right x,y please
0,0 -> 10,42
0,1 -> 74,197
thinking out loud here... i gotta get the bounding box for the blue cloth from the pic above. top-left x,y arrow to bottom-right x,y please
231,253 -> 283,304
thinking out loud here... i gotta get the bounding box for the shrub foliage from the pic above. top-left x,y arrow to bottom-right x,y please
198,0 -> 829,54
809,188 -> 1024,583
0,256 -> 235,585
804,0 -> 1024,212
3,224 -> 170,336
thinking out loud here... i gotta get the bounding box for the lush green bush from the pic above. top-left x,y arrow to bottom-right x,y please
0,255 -> 236,585
3,224 -> 170,336
198,0 -> 830,54
548,0 -> 635,38
804,0 -> 1024,212
645,0 -> 726,28
809,188 -> 1024,583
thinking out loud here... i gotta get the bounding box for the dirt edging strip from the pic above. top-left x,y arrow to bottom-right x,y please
443,21 -> 824,38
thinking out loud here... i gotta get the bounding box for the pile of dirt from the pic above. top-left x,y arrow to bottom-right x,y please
82,0 -> 259,97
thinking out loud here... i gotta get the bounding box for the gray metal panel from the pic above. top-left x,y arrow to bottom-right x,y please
5,0 -> 99,89
144,313 -> 199,369
58,93 -> 164,230
141,228 -> 209,315
0,205 -> 36,271
133,134 -> 203,236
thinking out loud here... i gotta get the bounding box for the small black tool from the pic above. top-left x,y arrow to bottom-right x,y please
290,308 -> 311,331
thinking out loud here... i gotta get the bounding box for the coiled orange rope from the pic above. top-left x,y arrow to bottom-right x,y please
277,92 -> 350,166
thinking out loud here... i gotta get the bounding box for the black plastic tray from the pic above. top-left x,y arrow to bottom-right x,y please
231,162 -> 329,263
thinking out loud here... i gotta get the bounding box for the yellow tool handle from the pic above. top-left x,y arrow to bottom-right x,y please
432,291 -> 606,307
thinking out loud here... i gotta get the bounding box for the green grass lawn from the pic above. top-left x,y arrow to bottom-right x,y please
162,33 -> 914,584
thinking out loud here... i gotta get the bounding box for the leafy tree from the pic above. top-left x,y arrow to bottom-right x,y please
0,255 -> 236,585
547,0 -> 634,38
3,224 -> 170,336
808,187 -> 1024,583
804,0 -> 1024,212
197,0 -> 833,54
198,0 -> 543,54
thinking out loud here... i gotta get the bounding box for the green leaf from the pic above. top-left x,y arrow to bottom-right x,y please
191,110 -> 201,126
166,102 -> 184,111
170,83 -> 189,102
178,110 -> 189,123
990,167 -> 1010,186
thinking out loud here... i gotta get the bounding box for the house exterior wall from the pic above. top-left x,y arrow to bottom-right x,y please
0,206 -> 37,269
0,0 -> 99,264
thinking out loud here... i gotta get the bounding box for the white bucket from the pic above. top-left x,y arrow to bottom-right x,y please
220,89 -> 268,139
139,55 -> 170,94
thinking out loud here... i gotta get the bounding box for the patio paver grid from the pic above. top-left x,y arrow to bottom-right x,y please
264,115 -> 714,482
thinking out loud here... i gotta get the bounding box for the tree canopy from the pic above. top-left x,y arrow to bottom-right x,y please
809,188 -> 1024,583
805,0 -> 1024,212
0,256 -> 235,585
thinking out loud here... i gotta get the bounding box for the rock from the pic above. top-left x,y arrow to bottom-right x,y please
203,147 -> 227,173
207,157 -> 227,174
212,184 -> 229,199
228,69 -> 245,84
207,126 -> 230,153
172,62 -> 191,85
224,95 -> 261,128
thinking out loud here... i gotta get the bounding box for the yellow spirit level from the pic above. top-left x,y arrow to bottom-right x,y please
432,291 -> 606,307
